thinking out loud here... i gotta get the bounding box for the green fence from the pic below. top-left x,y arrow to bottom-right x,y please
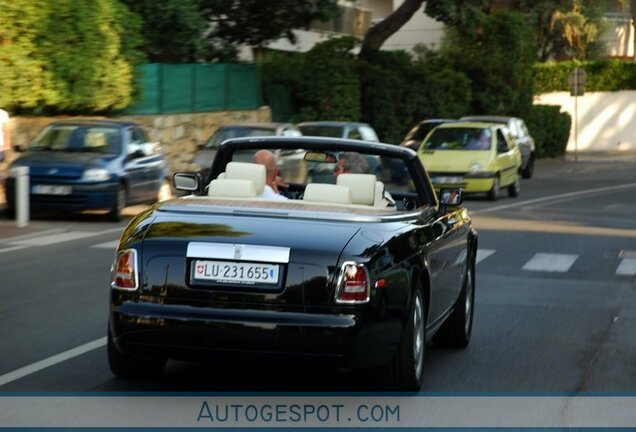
126,64 -> 263,114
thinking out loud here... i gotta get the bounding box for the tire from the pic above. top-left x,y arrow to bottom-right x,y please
433,257 -> 475,348
108,186 -> 126,222
487,176 -> 500,201
107,329 -> 166,380
508,174 -> 521,198
384,288 -> 426,391
522,154 -> 535,179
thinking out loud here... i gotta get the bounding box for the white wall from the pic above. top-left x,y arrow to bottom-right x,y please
535,91 -> 636,152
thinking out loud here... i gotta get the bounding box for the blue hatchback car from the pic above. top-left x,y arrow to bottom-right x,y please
4,120 -> 169,221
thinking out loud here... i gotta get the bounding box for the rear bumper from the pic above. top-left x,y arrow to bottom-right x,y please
110,297 -> 401,369
4,178 -> 118,211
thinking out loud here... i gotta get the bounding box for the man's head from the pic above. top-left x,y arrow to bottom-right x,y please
334,152 -> 370,176
252,150 -> 278,183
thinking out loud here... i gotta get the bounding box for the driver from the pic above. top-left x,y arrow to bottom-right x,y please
252,150 -> 288,200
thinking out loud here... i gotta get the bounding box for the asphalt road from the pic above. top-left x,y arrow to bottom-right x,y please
1,154 -> 635,393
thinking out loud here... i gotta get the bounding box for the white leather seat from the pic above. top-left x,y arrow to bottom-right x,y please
224,162 -> 266,195
303,183 -> 352,204
336,173 -> 377,206
208,179 -> 256,198
374,181 -> 388,207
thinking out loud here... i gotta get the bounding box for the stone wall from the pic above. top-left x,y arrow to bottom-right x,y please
4,106 -> 272,174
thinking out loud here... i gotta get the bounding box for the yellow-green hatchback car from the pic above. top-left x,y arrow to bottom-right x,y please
417,122 -> 522,200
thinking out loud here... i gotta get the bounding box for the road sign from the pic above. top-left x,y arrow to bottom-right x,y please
568,68 -> 587,96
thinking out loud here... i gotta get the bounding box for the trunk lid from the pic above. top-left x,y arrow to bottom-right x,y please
140,208 -> 361,307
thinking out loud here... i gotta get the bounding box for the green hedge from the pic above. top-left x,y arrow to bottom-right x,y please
525,105 -> 572,158
534,60 -> 636,93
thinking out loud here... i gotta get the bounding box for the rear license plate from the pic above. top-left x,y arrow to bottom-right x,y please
31,185 -> 72,195
192,260 -> 280,286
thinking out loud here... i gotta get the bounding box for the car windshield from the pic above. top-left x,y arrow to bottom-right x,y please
405,123 -> 439,142
222,146 -> 419,206
204,127 -> 276,149
29,125 -> 121,154
298,125 -> 344,138
423,127 -> 492,151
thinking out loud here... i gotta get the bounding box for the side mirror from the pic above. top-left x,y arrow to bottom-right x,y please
173,172 -> 201,193
439,188 -> 464,207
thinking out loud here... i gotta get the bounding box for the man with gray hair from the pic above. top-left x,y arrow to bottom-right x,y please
333,151 -> 370,176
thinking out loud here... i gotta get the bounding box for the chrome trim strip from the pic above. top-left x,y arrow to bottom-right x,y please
187,242 -> 291,263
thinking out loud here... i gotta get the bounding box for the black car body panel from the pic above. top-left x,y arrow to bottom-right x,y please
109,136 -> 477,381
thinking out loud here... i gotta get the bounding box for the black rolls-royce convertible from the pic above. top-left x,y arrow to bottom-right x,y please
108,137 -> 478,391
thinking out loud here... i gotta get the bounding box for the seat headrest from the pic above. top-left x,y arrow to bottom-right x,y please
374,181 -> 386,207
208,179 -> 256,198
303,183 -> 352,204
225,162 -> 266,195
336,173 -> 377,205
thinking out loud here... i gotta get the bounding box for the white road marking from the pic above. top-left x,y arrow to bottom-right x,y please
476,249 -> 495,263
7,227 -> 122,248
522,253 -> 578,273
0,337 -> 107,387
0,245 -> 28,255
472,181 -> 636,215
10,231 -> 97,246
91,240 -> 119,249
616,258 -> 636,276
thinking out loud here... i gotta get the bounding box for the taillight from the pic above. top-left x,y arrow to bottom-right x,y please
335,262 -> 370,304
111,249 -> 138,291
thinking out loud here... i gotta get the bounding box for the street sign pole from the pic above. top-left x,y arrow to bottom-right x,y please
574,71 -> 578,162
568,67 -> 586,163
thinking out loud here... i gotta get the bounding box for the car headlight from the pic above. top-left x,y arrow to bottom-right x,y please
82,168 -> 111,182
468,163 -> 485,174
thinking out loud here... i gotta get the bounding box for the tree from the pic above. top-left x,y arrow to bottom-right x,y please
200,0 -> 339,60
120,0 -> 208,63
438,9 -> 537,115
0,1 -> 55,110
36,0 -> 144,113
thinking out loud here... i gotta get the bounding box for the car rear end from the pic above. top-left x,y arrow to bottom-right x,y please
109,206 -> 392,369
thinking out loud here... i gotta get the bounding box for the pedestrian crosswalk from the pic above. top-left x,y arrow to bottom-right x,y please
477,248 -> 636,277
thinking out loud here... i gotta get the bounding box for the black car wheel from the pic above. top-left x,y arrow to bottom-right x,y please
508,175 -> 521,198
522,154 -> 535,179
487,176 -> 500,201
108,186 -> 126,222
434,257 -> 475,348
385,288 -> 426,391
107,329 -> 166,380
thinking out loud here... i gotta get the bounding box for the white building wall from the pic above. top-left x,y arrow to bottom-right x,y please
535,91 -> 636,152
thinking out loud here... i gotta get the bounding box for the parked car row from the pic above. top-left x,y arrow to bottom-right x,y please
401,115 -> 536,201
2,114 -> 531,220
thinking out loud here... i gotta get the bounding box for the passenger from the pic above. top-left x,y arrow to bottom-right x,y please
466,129 -> 490,150
333,152 -> 370,177
335,151 -> 395,206
252,150 -> 288,200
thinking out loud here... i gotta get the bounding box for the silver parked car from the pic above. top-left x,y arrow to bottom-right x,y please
192,123 -> 302,181
461,116 -> 536,179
